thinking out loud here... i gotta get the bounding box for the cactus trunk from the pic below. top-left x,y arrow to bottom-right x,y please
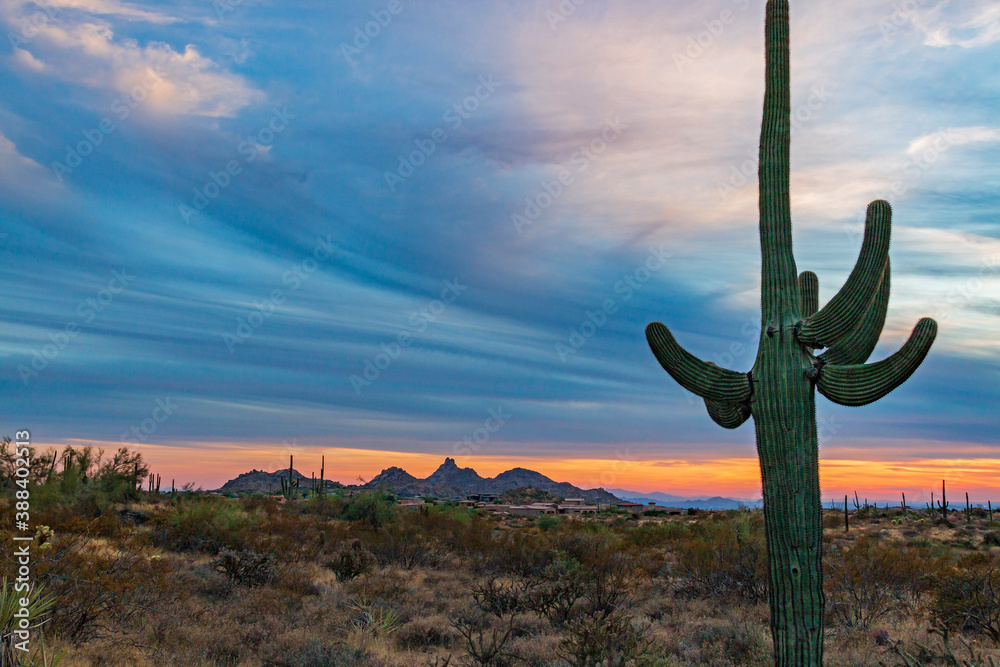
644,1 -> 937,664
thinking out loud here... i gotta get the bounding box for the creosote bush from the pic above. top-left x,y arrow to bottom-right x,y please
932,552 -> 1000,643
214,548 -> 277,587
327,539 -> 376,581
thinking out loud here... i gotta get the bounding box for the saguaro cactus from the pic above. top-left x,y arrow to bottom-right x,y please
644,2 -> 937,664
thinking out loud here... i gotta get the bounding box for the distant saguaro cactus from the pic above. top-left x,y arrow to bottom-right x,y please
644,2 -> 937,664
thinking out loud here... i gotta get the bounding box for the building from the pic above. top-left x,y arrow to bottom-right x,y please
559,502 -> 598,515
614,500 -> 646,513
506,503 -> 558,517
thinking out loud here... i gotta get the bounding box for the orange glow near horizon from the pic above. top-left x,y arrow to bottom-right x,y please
39,438 -> 1000,503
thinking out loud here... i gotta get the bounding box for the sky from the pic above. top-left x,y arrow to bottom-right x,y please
0,0 -> 998,501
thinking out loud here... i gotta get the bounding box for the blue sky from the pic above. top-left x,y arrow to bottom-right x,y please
1,0 -> 998,494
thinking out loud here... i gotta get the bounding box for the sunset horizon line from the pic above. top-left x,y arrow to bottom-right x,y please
28,438 -> 1000,504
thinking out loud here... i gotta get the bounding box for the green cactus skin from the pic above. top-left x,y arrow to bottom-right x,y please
644,2 -> 937,664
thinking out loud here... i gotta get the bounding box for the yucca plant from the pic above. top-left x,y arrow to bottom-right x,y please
644,1 -> 937,663
0,578 -> 60,667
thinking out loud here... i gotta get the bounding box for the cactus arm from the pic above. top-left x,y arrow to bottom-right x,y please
758,0 -> 799,327
819,258 -> 890,366
703,361 -> 753,429
646,322 -> 752,403
704,397 -> 753,429
799,271 -> 819,317
817,317 -> 937,406
798,200 -> 892,348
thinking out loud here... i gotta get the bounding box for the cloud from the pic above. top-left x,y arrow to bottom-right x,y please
2,2 -> 263,117
10,47 -> 44,70
907,126 -> 1000,155
0,130 -> 60,197
55,0 -> 180,24
916,2 -> 1000,48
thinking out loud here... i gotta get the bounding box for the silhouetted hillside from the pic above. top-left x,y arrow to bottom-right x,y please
364,457 -> 619,503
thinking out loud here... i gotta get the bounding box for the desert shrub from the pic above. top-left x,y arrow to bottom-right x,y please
932,553 -> 1000,643
881,622 -> 1000,667
239,493 -> 282,515
826,536 -> 946,630
347,569 -> 411,607
558,609 -> 658,667
983,531 -> 1000,548
154,496 -> 255,553
367,520 -> 433,569
263,639 -> 386,667
525,555 -> 588,625
475,530 -> 553,577
679,619 -> 771,667
326,540 -> 376,581
203,636 -> 243,666
624,521 -> 688,549
337,489 -> 396,529
451,608 -> 521,667
28,532 -> 170,643
395,614 -> 459,649
213,548 -> 276,587
538,515 -> 562,531
431,506 -> 495,557
252,509 -> 342,562
471,576 -> 532,618
673,511 -> 767,603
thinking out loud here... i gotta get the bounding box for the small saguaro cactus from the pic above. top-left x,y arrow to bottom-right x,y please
938,479 -> 949,522
281,455 -> 299,500
644,1 -> 937,663
844,494 -> 848,533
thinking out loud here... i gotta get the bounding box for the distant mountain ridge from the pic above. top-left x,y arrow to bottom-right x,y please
217,468 -> 340,495
607,488 -> 763,510
364,458 -> 619,504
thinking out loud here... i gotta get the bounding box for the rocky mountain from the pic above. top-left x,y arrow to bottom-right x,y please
424,458 -> 486,491
216,468 -> 340,495
364,457 -> 620,504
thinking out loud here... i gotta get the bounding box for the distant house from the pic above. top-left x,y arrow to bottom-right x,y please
642,503 -> 685,515
466,493 -> 497,503
507,503 -> 558,517
614,501 -> 645,513
559,502 -> 598,515
561,498 -> 585,506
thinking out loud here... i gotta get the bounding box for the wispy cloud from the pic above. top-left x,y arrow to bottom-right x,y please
916,2 -> 1000,48
2,0 -> 263,117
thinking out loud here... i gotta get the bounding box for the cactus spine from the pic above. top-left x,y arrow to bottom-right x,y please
644,2 -> 937,663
